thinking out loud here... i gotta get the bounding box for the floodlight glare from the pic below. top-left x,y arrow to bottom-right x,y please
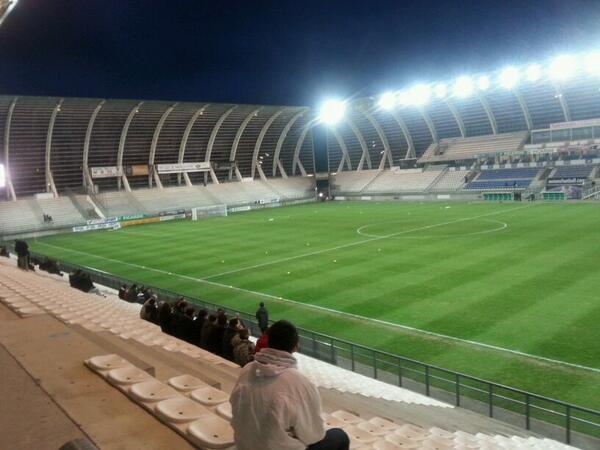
477,76 -> 490,91
525,64 -> 542,82
378,91 -> 397,110
584,51 -> 600,75
453,76 -> 473,98
434,83 -> 447,99
549,55 -> 577,81
319,100 -> 346,125
408,84 -> 431,105
0,164 -> 5,188
397,90 -> 412,106
499,67 -> 519,89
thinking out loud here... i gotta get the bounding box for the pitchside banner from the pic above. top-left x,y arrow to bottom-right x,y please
91,166 -> 122,178
156,162 -> 210,174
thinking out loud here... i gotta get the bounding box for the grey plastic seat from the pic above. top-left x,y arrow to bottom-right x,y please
216,401 -> 233,421
155,397 -> 212,424
87,354 -> 131,371
107,366 -> 152,385
187,415 -> 235,449
190,386 -> 229,406
167,374 -> 208,392
130,380 -> 179,403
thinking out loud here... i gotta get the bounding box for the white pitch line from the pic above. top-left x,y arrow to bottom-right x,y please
34,233 -> 600,375
202,204 -> 532,280
357,219 -> 508,239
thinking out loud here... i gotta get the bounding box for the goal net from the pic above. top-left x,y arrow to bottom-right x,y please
191,204 -> 228,221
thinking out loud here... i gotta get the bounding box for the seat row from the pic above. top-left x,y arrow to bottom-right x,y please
320,409 -> 575,450
86,354 -> 234,449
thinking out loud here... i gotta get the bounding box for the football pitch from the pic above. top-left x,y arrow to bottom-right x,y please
30,201 -> 600,410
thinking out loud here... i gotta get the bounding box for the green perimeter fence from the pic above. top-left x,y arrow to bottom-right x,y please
26,251 -> 600,447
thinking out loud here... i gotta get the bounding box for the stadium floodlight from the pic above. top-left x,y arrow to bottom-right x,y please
434,83 -> 447,99
477,75 -> 490,91
453,76 -> 473,98
407,83 -> 431,105
378,91 -> 397,110
549,54 -> 577,81
525,64 -> 542,82
0,164 -> 5,188
499,66 -> 519,89
584,51 -> 600,75
319,99 -> 346,125
397,90 -> 412,106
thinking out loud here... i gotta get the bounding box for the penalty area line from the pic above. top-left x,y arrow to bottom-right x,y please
33,239 -> 600,375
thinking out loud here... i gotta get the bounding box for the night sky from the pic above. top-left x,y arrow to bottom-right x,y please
1,0 -> 599,107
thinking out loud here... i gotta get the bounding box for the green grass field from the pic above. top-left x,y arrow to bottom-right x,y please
30,201 -> 600,411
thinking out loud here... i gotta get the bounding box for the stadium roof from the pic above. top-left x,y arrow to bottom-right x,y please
324,52 -> 600,170
0,0 -> 17,28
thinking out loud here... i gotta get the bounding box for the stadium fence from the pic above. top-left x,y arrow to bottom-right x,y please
25,250 -> 600,447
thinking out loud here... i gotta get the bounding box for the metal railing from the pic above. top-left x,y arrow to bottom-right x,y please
28,251 -> 600,446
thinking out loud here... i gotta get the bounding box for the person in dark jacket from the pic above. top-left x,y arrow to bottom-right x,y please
158,301 -> 174,334
232,328 -> 255,367
192,309 -> 208,346
200,314 -> 217,349
255,302 -> 269,334
222,317 -> 241,361
181,307 -> 196,343
208,313 -> 228,356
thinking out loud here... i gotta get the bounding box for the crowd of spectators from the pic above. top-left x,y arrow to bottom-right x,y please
128,289 -> 260,368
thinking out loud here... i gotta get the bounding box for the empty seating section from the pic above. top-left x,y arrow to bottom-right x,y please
36,197 -> 87,227
427,170 -> 470,191
0,258 -> 579,449
331,170 -> 379,192
0,197 -> 87,235
551,165 -> 594,178
465,167 -> 540,190
94,177 -> 314,216
418,131 -> 529,163
365,169 -> 440,193
87,356 -> 233,449
476,168 -> 539,180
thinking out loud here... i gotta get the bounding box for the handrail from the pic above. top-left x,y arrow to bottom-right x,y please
25,250 -> 600,445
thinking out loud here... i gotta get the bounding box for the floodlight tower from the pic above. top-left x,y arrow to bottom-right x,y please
0,0 -> 18,28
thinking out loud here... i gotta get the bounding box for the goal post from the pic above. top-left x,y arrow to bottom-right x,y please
191,204 -> 228,221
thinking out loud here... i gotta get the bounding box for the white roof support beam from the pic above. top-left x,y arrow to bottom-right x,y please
345,117 -> 371,171
388,110 -> 415,160
477,93 -> 498,135
551,82 -> 571,123
445,99 -> 466,138
230,107 -> 262,168
272,108 -> 308,177
360,108 -> 393,170
291,118 -> 318,176
332,128 -> 352,173
149,102 -> 177,189
178,104 -> 209,186
117,101 -> 144,192
418,107 -> 438,143
3,96 -> 17,201
45,99 -> 63,198
513,88 -> 533,130
0,0 -> 18,28
204,105 -> 237,185
251,108 -> 286,179
83,100 -> 105,191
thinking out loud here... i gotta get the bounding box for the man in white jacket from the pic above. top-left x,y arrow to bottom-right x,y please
230,320 -> 349,450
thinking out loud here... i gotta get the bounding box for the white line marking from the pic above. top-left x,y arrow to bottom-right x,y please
34,227 -> 600,375
357,219 -> 508,239
202,204 -> 531,280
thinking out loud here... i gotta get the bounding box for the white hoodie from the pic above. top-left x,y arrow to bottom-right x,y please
230,347 -> 326,450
